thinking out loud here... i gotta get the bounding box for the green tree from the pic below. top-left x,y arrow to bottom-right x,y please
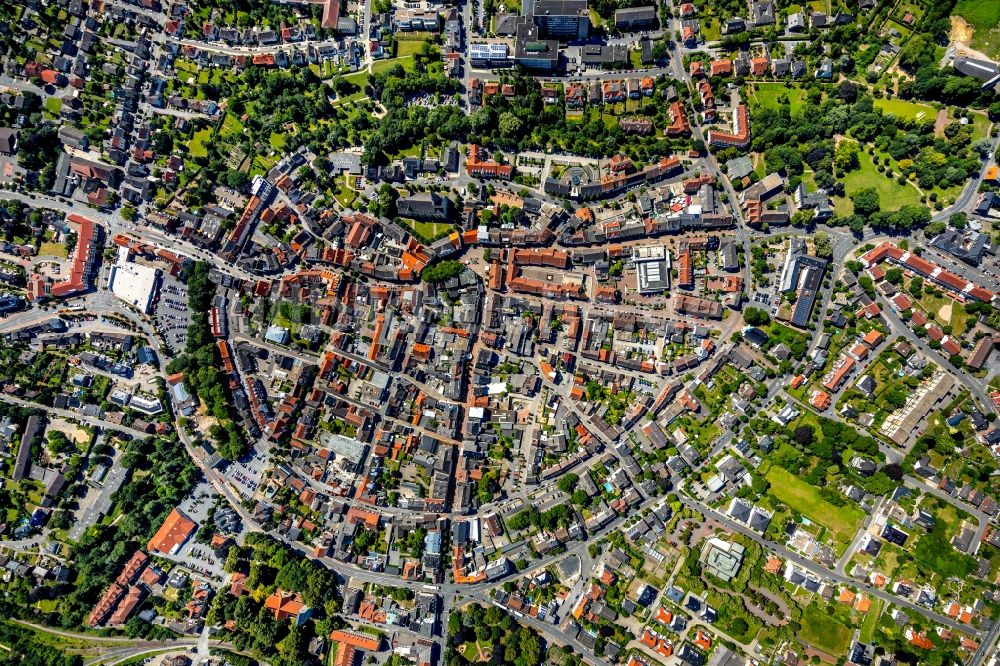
421,260 -> 465,283
744,307 -> 770,327
851,188 -> 881,219
557,473 -> 578,494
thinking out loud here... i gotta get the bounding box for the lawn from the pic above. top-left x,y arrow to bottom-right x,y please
765,466 -> 865,544
969,111 -> 991,142
188,128 -> 213,157
269,132 -> 287,150
799,603 -> 853,656
372,56 -> 415,74
874,98 -> 936,123
37,241 -> 68,259
333,174 -> 358,208
701,17 -> 722,42
954,0 -> 1000,60
834,147 -> 921,215
410,220 -> 452,241
396,39 -> 430,57
44,96 -> 62,118
748,83 -> 809,114
250,153 -> 278,176
337,71 -> 370,104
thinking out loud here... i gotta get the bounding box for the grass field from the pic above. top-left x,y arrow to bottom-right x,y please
411,220 -> 452,240
37,241 -> 68,259
834,147 -> 921,215
748,83 -> 809,114
188,128 -> 213,157
373,56 -> 416,74
955,0 -> 1000,60
396,39 -> 430,57
800,603 -> 854,656
765,466 -> 865,544
874,98 -> 936,122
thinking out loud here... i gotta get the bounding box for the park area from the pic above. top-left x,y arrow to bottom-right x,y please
458,641 -> 493,662
834,147 -> 921,215
873,98 -> 936,123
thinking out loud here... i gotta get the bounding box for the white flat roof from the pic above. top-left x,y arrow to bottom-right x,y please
108,246 -> 160,314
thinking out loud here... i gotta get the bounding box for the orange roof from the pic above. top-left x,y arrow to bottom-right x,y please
823,357 -> 856,391
854,595 -> 871,613
863,330 -> 884,347
330,630 -> 380,652
346,507 -> 380,530
264,589 -> 308,622
838,588 -> 856,605
908,630 -> 933,650
147,508 -> 197,555
810,390 -> 831,410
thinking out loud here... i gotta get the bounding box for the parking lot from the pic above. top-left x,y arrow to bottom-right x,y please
151,271 -> 190,355
222,443 -> 269,499
165,481 -> 227,582
750,287 -> 778,316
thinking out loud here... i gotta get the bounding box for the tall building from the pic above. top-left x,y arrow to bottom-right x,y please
529,0 -> 589,39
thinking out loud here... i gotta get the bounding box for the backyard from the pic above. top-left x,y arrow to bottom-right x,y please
799,602 -> 854,656
188,128 -> 213,158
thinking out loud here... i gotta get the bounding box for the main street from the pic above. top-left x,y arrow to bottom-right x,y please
0,191 -> 260,281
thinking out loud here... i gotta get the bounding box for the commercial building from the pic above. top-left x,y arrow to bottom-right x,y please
633,245 -> 670,294
108,246 -> 160,314
529,0 -> 589,39
579,43 -> 628,68
513,20 -> 560,70
147,508 -> 197,555
470,42 -> 510,64
28,214 -> 100,302
614,5 -> 657,30
954,56 -> 1000,88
